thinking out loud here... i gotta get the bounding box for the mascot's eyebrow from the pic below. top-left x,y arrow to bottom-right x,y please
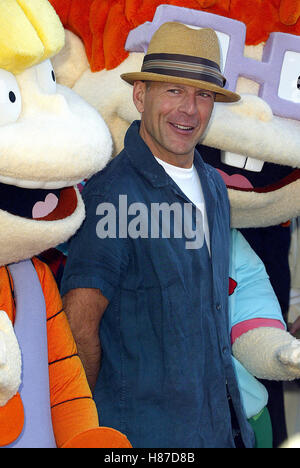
0,0 -> 64,74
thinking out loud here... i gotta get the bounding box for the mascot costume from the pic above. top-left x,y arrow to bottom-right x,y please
48,0 -> 300,448
0,0 -> 132,449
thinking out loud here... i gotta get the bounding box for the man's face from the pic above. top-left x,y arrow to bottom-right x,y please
133,81 -> 215,166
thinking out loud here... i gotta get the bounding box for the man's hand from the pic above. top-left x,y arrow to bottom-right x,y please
0,310 -> 21,406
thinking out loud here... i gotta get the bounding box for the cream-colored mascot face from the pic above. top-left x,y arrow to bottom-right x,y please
53,5 -> 300,230
0,0 -> 112,266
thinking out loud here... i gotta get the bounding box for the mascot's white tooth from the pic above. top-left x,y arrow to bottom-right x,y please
244,157 -> 264,172
221,152 -> 264,172
221,151 -> 247,169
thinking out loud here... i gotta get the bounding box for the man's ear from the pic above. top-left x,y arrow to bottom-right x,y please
133,81 -> 147,114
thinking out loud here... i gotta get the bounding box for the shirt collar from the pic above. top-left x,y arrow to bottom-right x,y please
124,120 -> 207,188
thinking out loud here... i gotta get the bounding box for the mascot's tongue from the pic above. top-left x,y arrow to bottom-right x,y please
217,169 -> 254,189
32,193 -> 59,219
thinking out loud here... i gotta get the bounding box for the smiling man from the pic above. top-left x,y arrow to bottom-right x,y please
134,81 -> 215,167
60,23 -> 284,448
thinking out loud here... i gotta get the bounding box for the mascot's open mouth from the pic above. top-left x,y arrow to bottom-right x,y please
198,145 -> 300,193
0,182 -> 78,220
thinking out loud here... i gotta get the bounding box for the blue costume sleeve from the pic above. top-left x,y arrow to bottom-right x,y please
229,228 -> 286,419
229,228 -> 286,330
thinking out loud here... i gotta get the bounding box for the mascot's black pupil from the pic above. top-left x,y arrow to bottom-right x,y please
9,91 -> 16,103
51,70 -> 56,82
298,76 -> 300,89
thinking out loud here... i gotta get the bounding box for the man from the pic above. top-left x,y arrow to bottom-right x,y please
61,23 -> 284,448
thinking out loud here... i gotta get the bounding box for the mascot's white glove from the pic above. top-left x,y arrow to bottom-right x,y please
232,327 -> 300,381
0,310 -> 21,406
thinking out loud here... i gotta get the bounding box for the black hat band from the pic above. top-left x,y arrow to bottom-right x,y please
141,53 -> 226,88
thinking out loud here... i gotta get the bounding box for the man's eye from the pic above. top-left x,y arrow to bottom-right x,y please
197,92 -> 214,99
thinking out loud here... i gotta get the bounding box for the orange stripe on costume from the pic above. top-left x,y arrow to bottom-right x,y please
0,257 -> 132,448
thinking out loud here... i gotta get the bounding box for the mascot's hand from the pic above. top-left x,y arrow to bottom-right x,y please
277,339 -> 300,370
232,327 -> 300,381
0,310 -> 21,406
62,427 -> 132,448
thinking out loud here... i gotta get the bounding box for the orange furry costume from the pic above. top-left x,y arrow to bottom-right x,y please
49,0 -> 300,71
0,258 -> 130,448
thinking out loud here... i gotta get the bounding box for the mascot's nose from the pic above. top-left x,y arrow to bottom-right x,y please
229,94 -> 273,122
39,93 -> 70,115
22,90 -> 71,117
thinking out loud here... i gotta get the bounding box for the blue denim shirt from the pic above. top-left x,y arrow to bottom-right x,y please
61,121 -> 255,448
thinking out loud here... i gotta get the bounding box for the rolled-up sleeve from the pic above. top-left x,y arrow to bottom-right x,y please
61,192 -> 130,301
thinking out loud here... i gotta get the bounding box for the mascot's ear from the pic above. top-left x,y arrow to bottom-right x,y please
51,30 -> 89,88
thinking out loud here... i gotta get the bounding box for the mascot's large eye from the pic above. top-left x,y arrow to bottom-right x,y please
278,51 -> 300,103
35,59 -> 57,94
213,31 -> 230,73
0,69 -> 22,126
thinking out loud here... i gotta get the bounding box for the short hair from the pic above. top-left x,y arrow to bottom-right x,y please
0,0 -> 65,75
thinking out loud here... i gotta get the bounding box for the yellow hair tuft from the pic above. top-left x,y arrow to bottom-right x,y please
0,0 -> 65,75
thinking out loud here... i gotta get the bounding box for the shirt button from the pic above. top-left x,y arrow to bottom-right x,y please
216,303 -> 221,311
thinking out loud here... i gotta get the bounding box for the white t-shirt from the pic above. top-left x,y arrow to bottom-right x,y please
155,157 -> 211,254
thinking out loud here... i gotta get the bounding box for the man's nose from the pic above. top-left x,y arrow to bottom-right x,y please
178,93 -> 197,115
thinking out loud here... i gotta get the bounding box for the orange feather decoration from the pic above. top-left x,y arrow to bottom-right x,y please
49,0 -> 300,71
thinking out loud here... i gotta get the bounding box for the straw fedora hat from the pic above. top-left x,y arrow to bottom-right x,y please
121,22 -> 240,103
